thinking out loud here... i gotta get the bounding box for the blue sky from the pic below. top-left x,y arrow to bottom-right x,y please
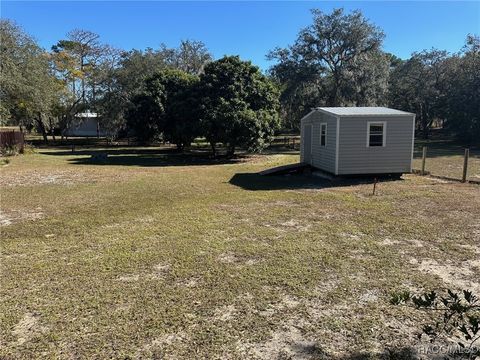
2,1 -> 479,70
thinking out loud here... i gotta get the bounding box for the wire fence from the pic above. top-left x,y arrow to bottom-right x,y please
412,144 -> 480,183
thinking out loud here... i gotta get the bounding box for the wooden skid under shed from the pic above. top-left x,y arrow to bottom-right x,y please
259,162 -> 310,176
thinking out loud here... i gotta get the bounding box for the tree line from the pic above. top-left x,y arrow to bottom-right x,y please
1,8 -> 478,155
268,9 -> 479,143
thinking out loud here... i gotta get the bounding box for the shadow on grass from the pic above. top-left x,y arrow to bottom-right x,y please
281,341 -> 417,359
39,147 -> 254,167
229,172 -> 403,191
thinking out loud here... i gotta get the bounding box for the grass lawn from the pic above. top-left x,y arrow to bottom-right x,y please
1,146 -> 479,359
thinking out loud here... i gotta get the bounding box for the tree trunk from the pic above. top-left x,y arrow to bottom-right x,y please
328,72 -> 341,106
49,117 -> 56,141
210,142 -> 216,158
226,143 -> 236,158
36,114 -> 48,144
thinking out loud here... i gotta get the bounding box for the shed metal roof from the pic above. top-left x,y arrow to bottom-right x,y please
315,107 -> 414,117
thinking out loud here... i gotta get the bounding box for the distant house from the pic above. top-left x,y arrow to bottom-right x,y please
300,107 -> 415,175
65,111 -> 109,137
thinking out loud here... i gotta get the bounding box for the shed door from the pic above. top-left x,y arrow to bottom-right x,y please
303,124 -> 312,164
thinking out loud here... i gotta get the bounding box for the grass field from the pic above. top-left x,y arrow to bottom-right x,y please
1,145 -> 479,359
412,137 -> 480,182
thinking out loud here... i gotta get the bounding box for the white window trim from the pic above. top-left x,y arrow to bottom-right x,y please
320,122 -> 327,147
367,121 -> 387,147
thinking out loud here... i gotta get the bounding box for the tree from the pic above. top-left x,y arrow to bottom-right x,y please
170,40 -> 212,75
199,56 -> 280,157
153,70 -> 200,150
126,69 -> 199,147
444,35 -> 480,144
344,50 -> 390,106
0,19 -> 63,142
51,29 -> 121,136
267,48 -> 325,131
389,49 -> 450,139
268,8 -> 387,129
126,93 -> 164,144
99,41 -> 213,139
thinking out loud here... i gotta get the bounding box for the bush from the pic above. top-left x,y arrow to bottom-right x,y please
0,145 -> 18,157
391,289 -> 480,358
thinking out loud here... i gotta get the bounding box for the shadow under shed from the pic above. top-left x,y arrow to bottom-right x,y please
229,172 -> 403,191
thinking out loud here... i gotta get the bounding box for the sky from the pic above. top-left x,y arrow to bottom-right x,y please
2,1 -> 479,70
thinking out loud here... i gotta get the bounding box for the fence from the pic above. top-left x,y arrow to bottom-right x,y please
412,144 -> 479,183
0,128 -> 24,153
271,135 -> 300,150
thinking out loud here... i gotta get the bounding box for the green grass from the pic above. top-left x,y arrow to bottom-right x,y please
1,145 -> 479,359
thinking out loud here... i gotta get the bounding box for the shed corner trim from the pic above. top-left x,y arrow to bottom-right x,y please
335,116 -> 340,175
410,114 -> 416,172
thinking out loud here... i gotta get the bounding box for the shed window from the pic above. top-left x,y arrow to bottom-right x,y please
368,122 -> 386,147
320,123 -> 327,147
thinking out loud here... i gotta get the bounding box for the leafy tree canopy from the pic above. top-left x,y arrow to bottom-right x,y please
268,8 -> 387,130
199,56 -> 280,156
0,19 -> 63,142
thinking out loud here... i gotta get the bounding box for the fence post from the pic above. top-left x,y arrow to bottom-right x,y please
462,148 -> 470,183
421,146 -> 427,175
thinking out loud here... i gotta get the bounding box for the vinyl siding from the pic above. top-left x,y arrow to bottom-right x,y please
301,111 -> 337,173
337,116 -> 414,174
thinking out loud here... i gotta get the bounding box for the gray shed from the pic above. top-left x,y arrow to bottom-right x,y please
300,107 -> 415,175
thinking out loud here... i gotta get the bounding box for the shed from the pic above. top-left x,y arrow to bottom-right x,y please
300,107 -> 415,175
65,111 -> 109,137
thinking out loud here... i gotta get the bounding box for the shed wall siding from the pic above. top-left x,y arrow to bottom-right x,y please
301,111 -> 336,173
337,116 -> 414,174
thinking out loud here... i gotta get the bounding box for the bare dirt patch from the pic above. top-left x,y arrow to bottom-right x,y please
280,219 -> 312,232
416,259 -> 480,293
0,170 -> 99,187
12,312 -> 46,346
0,208 -> 44,227
217,252 -> 262,266
264,219 -> 312,232
340,232 -> 365,241
135,331 -> 188,359
149,263 -> 171,280
380,237 -> 400,246
117,274 -> 140,282
358,289 -> 380,305
237,321 -> 319,360
176,277 -> 200,288
213,304 -> 237,321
